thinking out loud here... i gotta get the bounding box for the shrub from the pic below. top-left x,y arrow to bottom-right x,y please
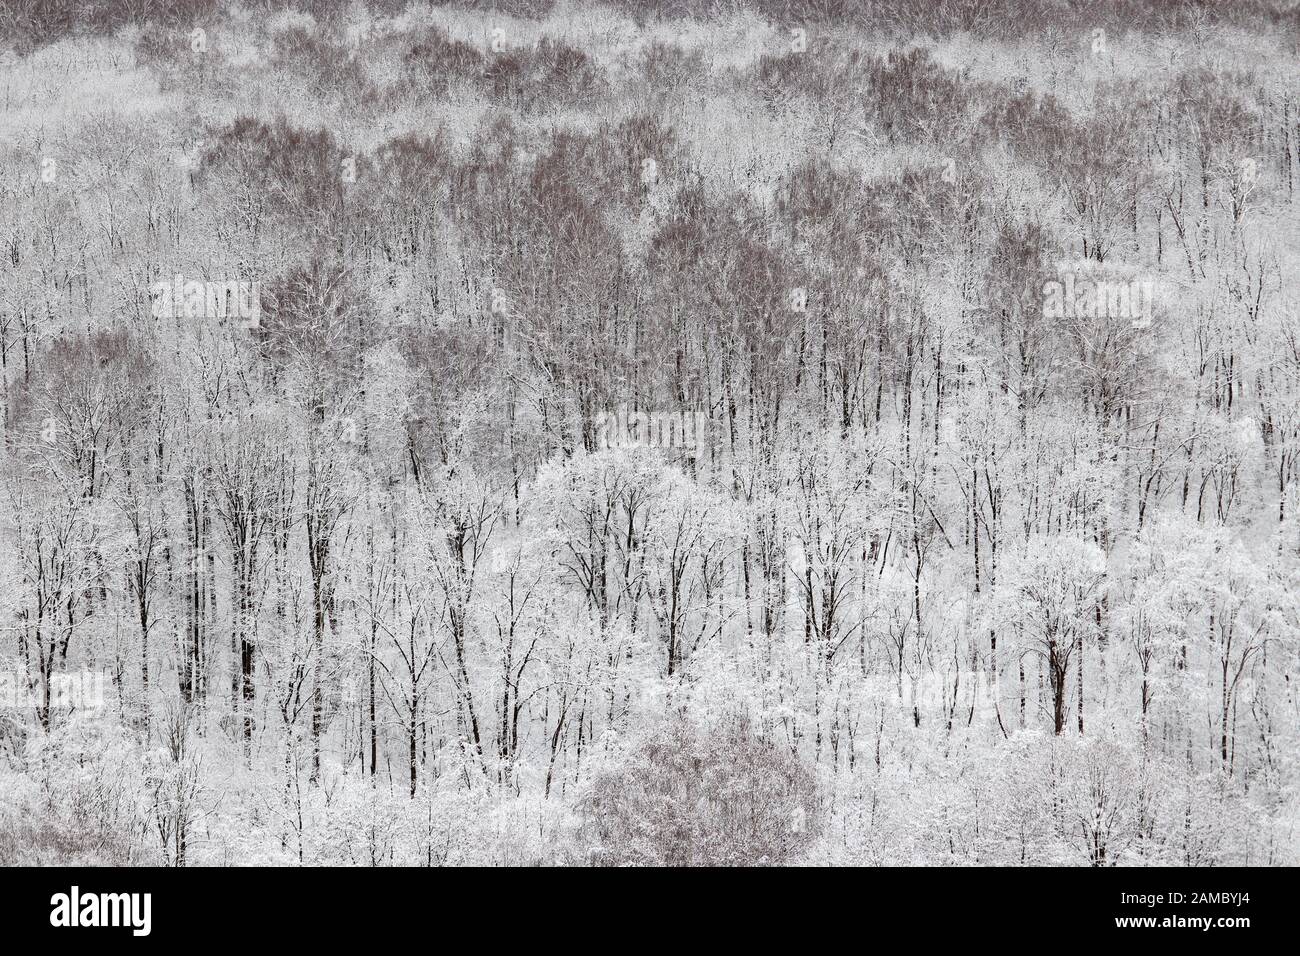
270,25 -> 372,98
487,37 -> 603,109
195,115 -> 351,228
578,715 -> 819,866
402,29 -> 486,96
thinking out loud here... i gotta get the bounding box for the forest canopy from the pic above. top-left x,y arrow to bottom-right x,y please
0,0 -> 1297,866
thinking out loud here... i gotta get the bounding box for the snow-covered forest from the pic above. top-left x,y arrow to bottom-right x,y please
1,0 -> 1298,866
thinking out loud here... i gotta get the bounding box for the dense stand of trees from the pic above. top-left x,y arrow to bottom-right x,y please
0,0 -> 1297,866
